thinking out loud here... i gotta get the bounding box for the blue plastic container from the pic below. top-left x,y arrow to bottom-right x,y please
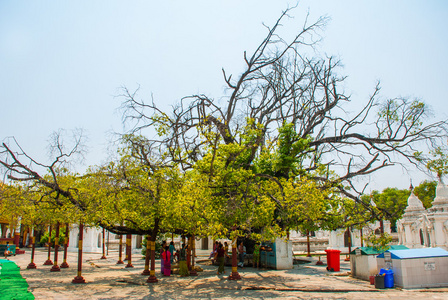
379,268 -> 394,288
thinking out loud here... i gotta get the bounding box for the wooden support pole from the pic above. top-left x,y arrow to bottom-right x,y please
43,224 -> 53,265
125,234 -> 133,268
50,222 -> 61,272
228,237 -> 241,280
146,240 -> 158,283
117,235 -> 124,264
13,222 -> 20,248
61,223 -> 70,268
22,227 -> 29,248
142,238 -> 151,275
124,234 -> 129,261
27,227 -> 37,269
72,223 -> 85,284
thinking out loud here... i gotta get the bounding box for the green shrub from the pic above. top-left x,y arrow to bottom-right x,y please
40,228 -> 66,247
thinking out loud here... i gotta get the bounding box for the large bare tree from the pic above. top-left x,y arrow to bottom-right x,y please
120,7 -> 448,205
1,6 -> 447,234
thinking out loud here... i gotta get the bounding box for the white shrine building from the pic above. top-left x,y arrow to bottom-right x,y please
396,179 -> 448,250
67,225 -> 144,254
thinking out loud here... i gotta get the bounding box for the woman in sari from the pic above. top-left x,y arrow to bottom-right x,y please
179,243 -> 189,276
160,241 -> 166,275
162,246 -> 171,276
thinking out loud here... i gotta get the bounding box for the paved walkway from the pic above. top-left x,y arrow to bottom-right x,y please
6,248 -> 448,299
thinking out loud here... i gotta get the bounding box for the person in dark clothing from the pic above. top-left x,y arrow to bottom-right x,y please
179,243 -> 189,276
238,241 -> 246,268
215,242 -> 226,275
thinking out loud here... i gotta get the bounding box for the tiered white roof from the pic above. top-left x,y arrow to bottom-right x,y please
404,190 -> 425,212
432,179 -> 448,206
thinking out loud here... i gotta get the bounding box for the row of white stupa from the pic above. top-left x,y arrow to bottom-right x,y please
397,179 -> 448,250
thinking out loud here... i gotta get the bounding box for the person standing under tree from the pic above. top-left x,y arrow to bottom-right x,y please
224,241 -> 229,255
215,242 -> 224,275
162,245 -> 171,276
4,241 -> 10,259
215,242 -> 230,275
160,241 -> 166,275
238,241 -> 246,268
179,243 -> 189,277
253,243 -> 261,268
209,241 -> 219,263
169,241 -> 175,264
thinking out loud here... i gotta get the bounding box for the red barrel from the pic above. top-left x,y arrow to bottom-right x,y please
325,249 -> 341,272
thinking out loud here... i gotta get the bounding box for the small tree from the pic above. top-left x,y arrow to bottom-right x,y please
364,232 -> 393,252
369,188 -> 410,228
413,180 -> 437,209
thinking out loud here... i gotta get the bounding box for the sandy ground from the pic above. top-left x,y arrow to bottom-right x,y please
5,248 -> 448,299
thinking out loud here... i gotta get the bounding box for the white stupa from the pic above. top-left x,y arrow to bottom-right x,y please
397,187 -> 427,248
426,179 -> 448,249
429,178 -> 448,209
403,189 -> 425,214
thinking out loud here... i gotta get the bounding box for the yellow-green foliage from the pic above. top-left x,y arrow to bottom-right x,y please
364,232 -> 392,252
426,146 -> 448,179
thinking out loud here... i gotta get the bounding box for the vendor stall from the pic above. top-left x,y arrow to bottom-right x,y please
260,238 -> 293,270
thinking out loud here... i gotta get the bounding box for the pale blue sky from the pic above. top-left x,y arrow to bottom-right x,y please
1,1 -> 447,191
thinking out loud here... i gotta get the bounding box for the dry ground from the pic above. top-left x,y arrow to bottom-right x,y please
6,248 -> 448,299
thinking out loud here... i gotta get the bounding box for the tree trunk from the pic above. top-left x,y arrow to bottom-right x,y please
146,230 -> 158,283
306,230 -> 311,257
360,228 -> 364,247
186,236 -> 191,271
189,235 -> 197,276
100,228 -> 107,259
